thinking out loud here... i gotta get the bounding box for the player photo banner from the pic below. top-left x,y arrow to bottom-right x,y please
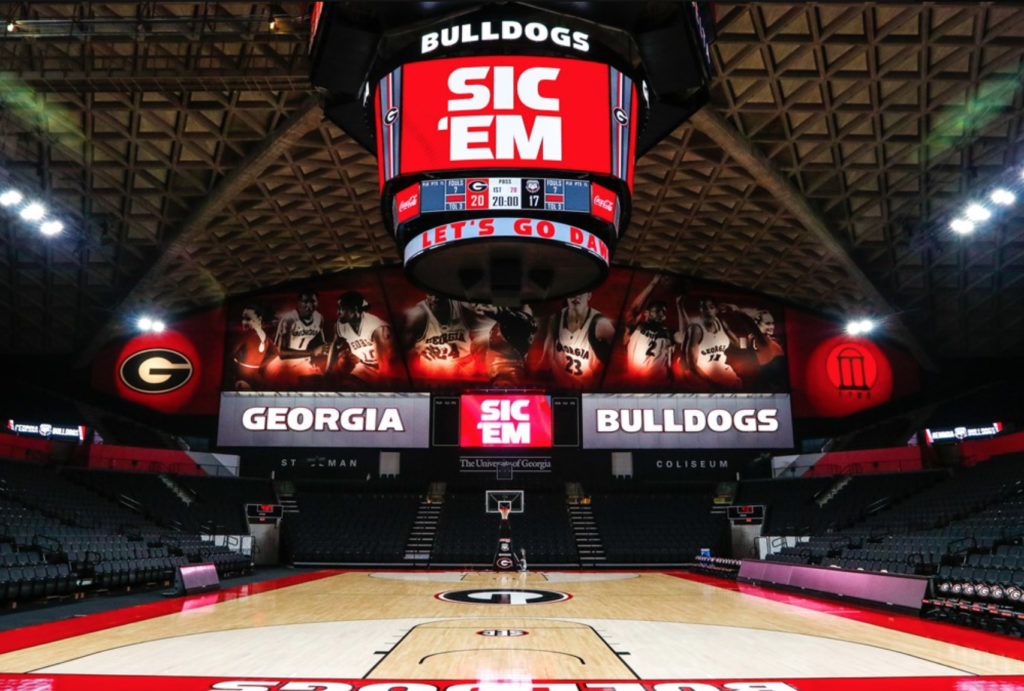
581,393 -> 794,449
217,392 -> 430,448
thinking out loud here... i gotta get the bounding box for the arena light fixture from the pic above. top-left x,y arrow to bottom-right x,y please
135,315 -> 167,333
19,201 -> 45,221
39,220 -> 63,236
845,319 -> 875,336
964,203 -> 992,223
950,218 -> 975,235
0,189 -> 23,207
990,188 -> 1016,206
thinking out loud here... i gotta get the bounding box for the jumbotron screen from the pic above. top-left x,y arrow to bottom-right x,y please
376,55 -> 636,189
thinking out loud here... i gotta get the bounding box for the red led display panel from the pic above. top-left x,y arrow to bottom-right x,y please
378,56 -> 634,182
459,394 -> 553,447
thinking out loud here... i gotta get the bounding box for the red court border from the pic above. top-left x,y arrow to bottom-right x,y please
0,569 -> 341,654
0,570 -> 1023,690
668,569 -> 1024,660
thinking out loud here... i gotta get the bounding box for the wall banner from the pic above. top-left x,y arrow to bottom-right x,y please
217,392 -> 430,448
581,393 -> 793,449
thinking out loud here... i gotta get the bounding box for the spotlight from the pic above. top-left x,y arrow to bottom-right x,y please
0,189 -> 23,207
19,202 -> 45,221
846,319 -> 875,336
5,22 -> 14,33
39,220 -> 63,236
268,18 -> 277,30
150,320 -> 166,333
990,188 -> 1016,206
137,316 -> 153,332
950,218 -> 975,235
964,203 -> 991,222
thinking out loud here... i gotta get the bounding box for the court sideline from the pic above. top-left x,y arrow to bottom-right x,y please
0,569 -> 1023,689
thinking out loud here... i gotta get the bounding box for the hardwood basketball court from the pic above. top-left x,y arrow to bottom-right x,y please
1,569 -> 1024,690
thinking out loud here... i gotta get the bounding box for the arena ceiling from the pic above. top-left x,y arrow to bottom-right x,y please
1,2 -> 1023,374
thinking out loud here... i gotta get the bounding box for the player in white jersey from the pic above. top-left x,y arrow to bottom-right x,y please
677,296 -> 742,391
542,292 -> 615,389
403,294 -> 482,381
623,275 -> 674,384
271,289 -> 326,386
332,290 -> 394,383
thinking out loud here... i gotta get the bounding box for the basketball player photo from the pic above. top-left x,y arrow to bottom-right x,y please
475,303 -> 538,388
541,292 -> 615,389
622,275 -> 675,386
229,304 -> 277,390
270,288 -> 327,388
403,293 -> 487,385
329,290 -> 396,386
675,294 -> 743,392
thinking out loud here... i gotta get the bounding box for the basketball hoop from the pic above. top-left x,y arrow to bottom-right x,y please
498,501 -> 512,522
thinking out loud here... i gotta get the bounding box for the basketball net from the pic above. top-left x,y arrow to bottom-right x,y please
498,501 -> 512,522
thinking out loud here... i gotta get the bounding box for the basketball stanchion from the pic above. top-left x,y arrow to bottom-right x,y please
486,490 -> 525,572
494,501 -> 517,571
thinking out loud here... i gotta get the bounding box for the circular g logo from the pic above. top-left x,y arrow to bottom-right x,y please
384,107 -> 399,125
613,107 -> 629,125
119,349 -> 194,394
437,589 -> 570,605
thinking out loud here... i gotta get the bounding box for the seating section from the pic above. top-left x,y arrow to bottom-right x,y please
283,484 -> 420,564
750,453 -> 1024,632
174,475 -> 277,534
430,491 -> 577,566
7,444 -> 1024,637
430,492 -> 502,565
0,458 -> 253,606
733,476 -> 833,535
62,469 -> 275,535
591,484 -> 727,564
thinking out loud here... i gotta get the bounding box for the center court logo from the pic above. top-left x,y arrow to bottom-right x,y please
437,588 -> 570,605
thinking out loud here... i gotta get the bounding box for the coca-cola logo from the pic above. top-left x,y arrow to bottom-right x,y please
398,194 -> 419,212
593,195 -> 614,212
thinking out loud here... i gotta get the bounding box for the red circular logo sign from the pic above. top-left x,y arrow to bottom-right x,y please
804,336 -> 893,417
115,331 -> 201,413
